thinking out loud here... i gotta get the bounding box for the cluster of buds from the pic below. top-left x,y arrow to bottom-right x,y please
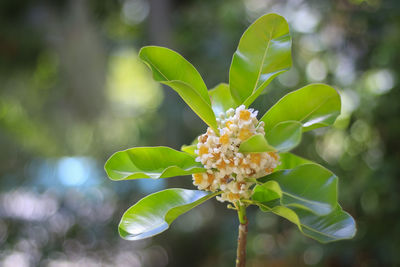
192,105 -> 279,203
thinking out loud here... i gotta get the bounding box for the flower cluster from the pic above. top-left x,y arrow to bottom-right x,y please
192,105 -> 279,203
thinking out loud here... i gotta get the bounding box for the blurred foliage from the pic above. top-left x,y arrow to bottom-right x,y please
0,0 -> 399,266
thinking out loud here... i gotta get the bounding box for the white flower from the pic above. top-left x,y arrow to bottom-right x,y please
192,105 -> 280,204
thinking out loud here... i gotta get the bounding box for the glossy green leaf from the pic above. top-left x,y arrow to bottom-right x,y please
261,84 -> 341,132
119,189 -> 218,240
257,164 -> 338,215
105,146 -> 205,181
208,83 -> 236,116
229,13 -> 292,106
139,46 -> 218,131
266,121 -> 302,152
275,152 -> 313,171
291,206 -> 356,243
258,202 -> 356,243
238,134 -> 276,153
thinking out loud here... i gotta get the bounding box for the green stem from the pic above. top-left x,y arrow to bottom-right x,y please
237,202 -> 247,224
236,202 -> 248,267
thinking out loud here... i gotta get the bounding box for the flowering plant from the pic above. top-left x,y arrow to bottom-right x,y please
105,13 -> 356,266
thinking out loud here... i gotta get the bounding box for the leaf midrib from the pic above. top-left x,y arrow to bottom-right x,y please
248,17 -> 277,99
252,26 -> 274,94
298,94 -> 335,123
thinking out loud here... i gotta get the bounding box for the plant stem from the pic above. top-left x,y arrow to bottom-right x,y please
236,202 -> 248,267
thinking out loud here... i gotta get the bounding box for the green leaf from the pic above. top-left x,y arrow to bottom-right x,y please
181,144 -> 197,157
257,164 -> 338,215
263,202 -> 301,225
238,134 -> 276,153
229,13 -> 292,106
105,146 -> 205,181
291,206 -> 356,243
258,202 -> 356,243
266,121 -> 302,152
208,83 -> 236,117
275,152 -> 313,171
181,135 -> 199,156
119,189 -> 218,240
139,46 -> 210,104
252,180 -> 282,202
139,46 -> 218,131
260,84 -> 341,132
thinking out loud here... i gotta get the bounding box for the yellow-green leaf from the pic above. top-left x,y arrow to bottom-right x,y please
181,144 -> 197,157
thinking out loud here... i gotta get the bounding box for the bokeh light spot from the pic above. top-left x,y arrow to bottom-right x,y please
306,58 -> 327,81
106,48 -> 163,115
365,69 -> 395,95
122,0 -> 150,25
57,157 -> 91,186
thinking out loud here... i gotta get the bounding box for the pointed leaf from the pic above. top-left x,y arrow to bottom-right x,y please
266,121 -> 302,152
105,146 -> 205,181
208,83 -> 236,116
258,202 -> 356,243
229,13 -> 292,106
257,164 -> 338,215
275,152 -> 313,171
239,134 -> 276,153
119,189 -> 218,240
291,206 -> 356,243
261,84 -> 341,132
139,46 -> 218,131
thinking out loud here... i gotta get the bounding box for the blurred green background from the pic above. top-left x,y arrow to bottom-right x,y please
0,0 -> 399,266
